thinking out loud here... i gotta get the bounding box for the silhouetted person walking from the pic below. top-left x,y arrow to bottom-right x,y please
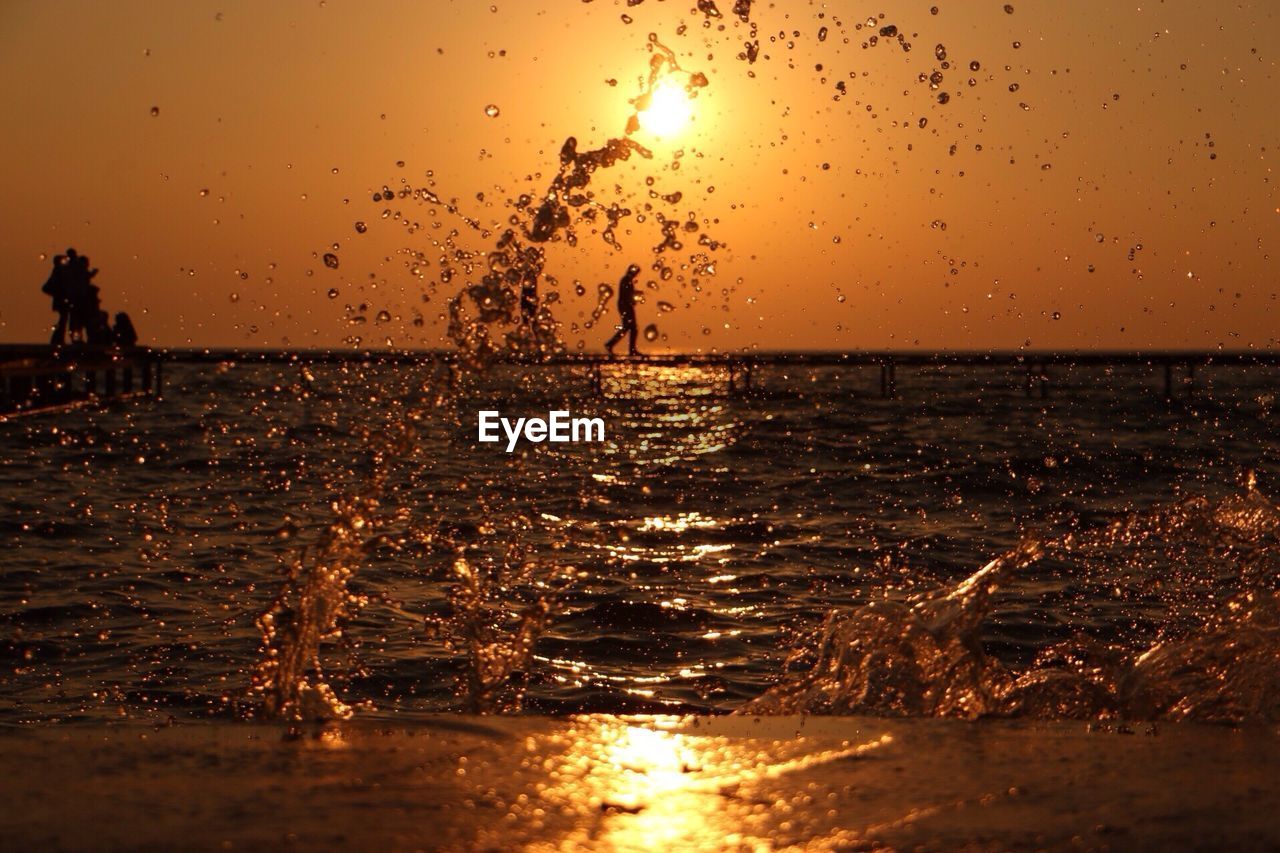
605,263 -> 641,357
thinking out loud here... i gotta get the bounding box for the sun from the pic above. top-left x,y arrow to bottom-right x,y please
638,77 -> 695,138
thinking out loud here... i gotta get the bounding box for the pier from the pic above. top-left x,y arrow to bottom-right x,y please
0,345 -> 163,418
4,345 -> 1275,409
153,348 -> 1279,402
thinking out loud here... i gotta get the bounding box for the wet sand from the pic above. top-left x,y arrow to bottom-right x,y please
2,715 -> 1277,851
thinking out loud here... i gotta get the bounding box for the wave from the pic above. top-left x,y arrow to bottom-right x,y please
740,475 -> 1280,723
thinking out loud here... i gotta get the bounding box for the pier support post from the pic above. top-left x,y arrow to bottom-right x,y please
123,366 -> 134,393
888,360 -> 897,398
728,364 -> 736,395
590,364 -> 602,397
1039,365 -> 1049,399
1163,362 -> 1173,402
105,367 -> 116,398
1025,361 -> 1034,397
744,364 -> 754,393
141,361 -> 152,395
1186,362 -> 1195,400
155,359 -> 163,397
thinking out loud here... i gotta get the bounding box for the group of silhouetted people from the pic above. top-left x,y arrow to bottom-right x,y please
42,249 -> 138,348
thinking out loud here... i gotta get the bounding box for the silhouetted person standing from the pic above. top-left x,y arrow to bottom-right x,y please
65,253 -> 99,344
605,263 -> 641,357
42,252 -> 72,346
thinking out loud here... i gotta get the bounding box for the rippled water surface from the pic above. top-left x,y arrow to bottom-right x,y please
3,360 -> 1279,723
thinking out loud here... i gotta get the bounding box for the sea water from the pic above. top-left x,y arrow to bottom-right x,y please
3,359 -> 1277,723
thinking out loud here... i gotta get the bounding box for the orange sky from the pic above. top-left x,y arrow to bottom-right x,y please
1,1 -> 1277,350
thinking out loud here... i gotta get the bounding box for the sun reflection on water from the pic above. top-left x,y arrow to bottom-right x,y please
639,512 -> 718,533
513,716 -> 893,852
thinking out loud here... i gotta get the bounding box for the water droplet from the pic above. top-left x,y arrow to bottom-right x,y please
484,104 -> 500,118
327,288 -> 339,299
323,252 -> 340,269
354,221 -> 367,234
149,106 -> 160,117
643,324 -> 659,342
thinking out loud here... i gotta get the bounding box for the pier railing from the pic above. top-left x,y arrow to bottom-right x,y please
148,348 -> 1279,402
0,346 -> 163,418
4,345 -> 1275,410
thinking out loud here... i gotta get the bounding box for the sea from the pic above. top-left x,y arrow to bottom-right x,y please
3,357 -> 1278,725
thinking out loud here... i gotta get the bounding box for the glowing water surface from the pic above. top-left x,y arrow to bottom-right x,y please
3,361 -> 1278,724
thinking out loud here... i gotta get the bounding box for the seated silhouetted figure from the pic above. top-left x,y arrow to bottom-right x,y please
86,310 -> 113,346
113,312 -> 139,347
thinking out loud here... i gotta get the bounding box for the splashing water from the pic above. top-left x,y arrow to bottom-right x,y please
260,5 -> 1274,723
250,419 -> 420,721
252,492 -> 377,721
741,478 -> 1280,723
431,544 -> 576,714
261,35 -> 734,718
346,34 -> 726,365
